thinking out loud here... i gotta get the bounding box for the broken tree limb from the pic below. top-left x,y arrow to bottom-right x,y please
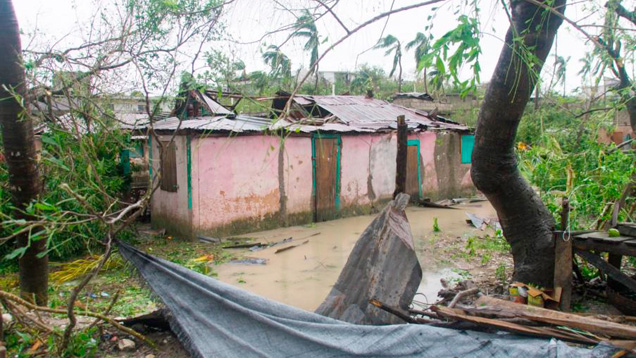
448,288 -> 479,308
275,240 -> 308,254
368,299 -> 416,323
576,250 -> 636,293
475,295 -> 636,340
0,290 -> 154,347
315,193 -> 422,324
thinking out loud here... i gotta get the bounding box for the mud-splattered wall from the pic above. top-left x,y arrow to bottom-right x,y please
151,130 -> 474,238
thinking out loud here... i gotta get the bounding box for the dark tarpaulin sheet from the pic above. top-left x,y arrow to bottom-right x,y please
116,241 -> 613,358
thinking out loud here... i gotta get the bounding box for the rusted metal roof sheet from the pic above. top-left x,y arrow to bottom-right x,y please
145,95 -> 468,134
298,95 -> 468,132
149,115 -> 271,133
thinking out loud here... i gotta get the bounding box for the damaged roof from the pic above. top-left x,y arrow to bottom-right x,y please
149,114 -> 271,133
270,95 -> 468,133
143,93 -> 469,134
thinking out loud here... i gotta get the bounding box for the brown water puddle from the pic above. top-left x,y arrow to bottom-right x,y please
215,202 -> 497,311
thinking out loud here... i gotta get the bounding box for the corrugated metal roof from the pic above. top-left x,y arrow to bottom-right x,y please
300,95 -> 467,131
149,114 -> 272,133
145,95 -> 469,134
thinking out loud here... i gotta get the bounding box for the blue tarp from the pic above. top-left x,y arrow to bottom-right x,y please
117,241 -> 614,358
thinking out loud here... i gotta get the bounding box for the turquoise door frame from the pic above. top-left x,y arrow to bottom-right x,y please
311,133 -> 342,216
407,139 -> 422,199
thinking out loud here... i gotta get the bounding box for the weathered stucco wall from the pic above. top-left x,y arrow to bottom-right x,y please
192,135 -> 283,235
152,130 -> 475,237
281,136 -> 313,216
150,135 -> 192,237
427,131 -> 474,200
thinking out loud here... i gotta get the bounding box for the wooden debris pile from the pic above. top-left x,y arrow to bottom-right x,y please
389,294 -> 636,352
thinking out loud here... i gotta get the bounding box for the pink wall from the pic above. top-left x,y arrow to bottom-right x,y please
192,135 -> 281,230
339,136 -> 374,207
282,137 -> 313,214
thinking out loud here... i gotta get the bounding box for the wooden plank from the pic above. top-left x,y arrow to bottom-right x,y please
576,250 -> 636,293
573,239 -> 636,256
432,306 -> 599,344
575,231 -> 633,243
315,138 -> 338,221
405,145 -> 419,200
393,115 -> 407,198
160,141 -> 177,192
554,198 -> 572,311
554,234 -> 573,311
618,223 -> 636,238
475,295 -> 636,340
608,253 -> 624,289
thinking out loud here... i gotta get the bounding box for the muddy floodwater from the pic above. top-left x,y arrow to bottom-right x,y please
215,202 -> 497,311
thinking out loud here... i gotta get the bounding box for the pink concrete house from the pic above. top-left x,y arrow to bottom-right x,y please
146,92 -> 475,238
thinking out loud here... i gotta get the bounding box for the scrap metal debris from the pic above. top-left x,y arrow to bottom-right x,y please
315,193 -> 422,325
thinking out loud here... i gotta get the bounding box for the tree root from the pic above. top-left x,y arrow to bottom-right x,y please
0,290 -> 154,347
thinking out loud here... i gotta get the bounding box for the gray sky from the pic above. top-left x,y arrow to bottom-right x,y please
14,0 -> 627,95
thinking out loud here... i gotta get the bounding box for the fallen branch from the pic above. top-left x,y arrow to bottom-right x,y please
0,290 -> 154,347
448,288 -> 480,308
368,299 -> 416,323
88,290 -> 120,330
275,240 -> 309,254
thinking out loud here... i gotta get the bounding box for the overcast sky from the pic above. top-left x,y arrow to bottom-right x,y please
14,0 -> 628,95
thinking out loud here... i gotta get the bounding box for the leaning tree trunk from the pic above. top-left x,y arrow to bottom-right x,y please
0,0 -> 48,304
471,0 -> 566,287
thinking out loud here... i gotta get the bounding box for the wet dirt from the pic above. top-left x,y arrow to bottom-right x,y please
215,202 -> 500,311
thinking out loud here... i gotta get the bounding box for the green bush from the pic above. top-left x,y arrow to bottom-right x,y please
517,105 -> 634,230
1,124 -> 134,263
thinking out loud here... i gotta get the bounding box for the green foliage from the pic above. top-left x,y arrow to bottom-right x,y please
292,9 -> 320,75
517,106 -> 634,230
374,35 -> 402,79
424,15 -> 481,97
495,263 -> 506,282
465,234 -> 511,256
1,125 -> 133,262
432,217 -> 441,232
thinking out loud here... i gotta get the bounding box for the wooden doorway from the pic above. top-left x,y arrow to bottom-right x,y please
405,140 -> 421,201
312,134 -> 341,221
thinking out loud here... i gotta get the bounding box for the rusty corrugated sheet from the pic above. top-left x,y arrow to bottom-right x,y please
298,95 -> 468,132
149,115 -> 272,133
143,95 -> 469,134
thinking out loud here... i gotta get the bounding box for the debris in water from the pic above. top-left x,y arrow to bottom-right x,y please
229,258 -> 268,265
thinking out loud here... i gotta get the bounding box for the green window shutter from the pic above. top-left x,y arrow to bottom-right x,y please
461,135 -> 475,164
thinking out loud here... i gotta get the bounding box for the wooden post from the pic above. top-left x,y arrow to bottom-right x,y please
0,303 -> 4,358
554,197 -> 572,311
393,115 -> 407,199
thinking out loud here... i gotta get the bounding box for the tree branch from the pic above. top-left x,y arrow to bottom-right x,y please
609,1 -> 636,25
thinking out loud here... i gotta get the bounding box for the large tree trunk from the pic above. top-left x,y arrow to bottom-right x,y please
471,0 -> 566,287
0,0 -> 48,304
